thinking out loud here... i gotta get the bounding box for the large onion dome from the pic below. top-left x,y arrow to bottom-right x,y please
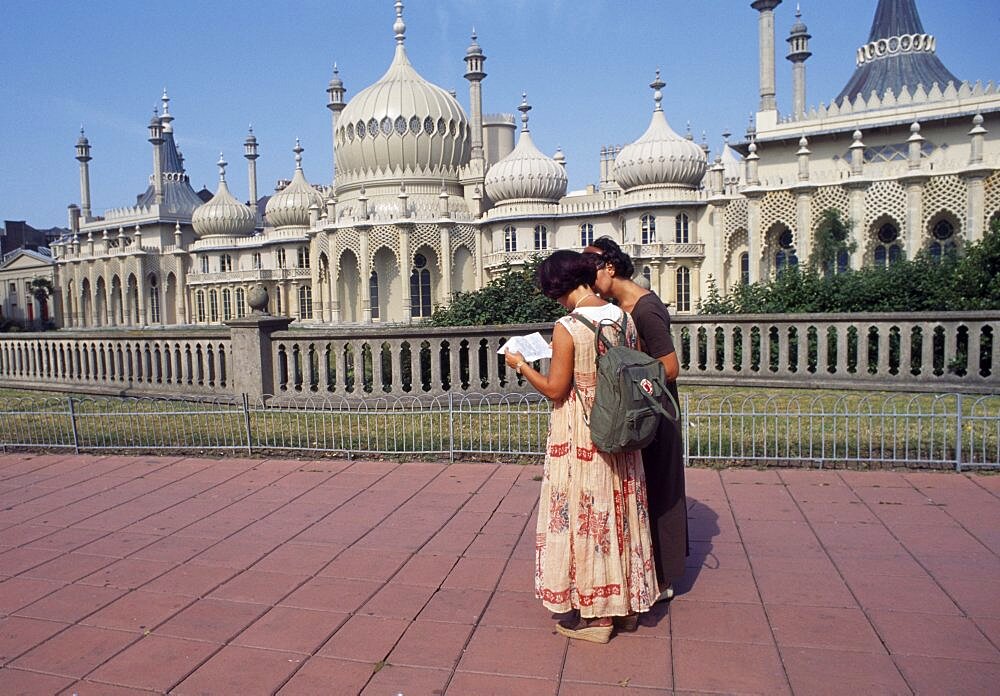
614,72 -> 707,191
333,2 -> 470,192
265,141 -> 324,228
484,95 -> 567,205
192,155 -> 257,238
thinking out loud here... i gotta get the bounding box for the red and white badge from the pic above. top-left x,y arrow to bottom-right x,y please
640,378 -> 654,395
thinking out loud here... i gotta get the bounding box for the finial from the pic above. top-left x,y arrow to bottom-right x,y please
650,69 -> 665,111
161,88 -> 170,114
393,1 -> 406,45
518,92 -> 531,131
80,125 -> 85,136
722,130 -> 731,144
796,3 -> 801,18
217,153 -> 228,181
294,138 -> 303,169
685,121 -> 693,140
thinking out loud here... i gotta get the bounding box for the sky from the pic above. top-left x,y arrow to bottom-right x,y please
1,0 -> 997,229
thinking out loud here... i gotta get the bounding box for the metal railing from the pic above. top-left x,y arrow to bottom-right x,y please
1,391 -> 996,471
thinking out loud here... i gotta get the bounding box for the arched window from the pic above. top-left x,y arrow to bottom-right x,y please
148,275 -> 160,323
297,247 -> 310,269
209,290 -> 219,322
222,289 -> 232,321
370,271 -> 380,320
219,254 -> 232,272
410,253 -> 432,317
580,223 -> 594,247
200,256 -> 209,274
676,266 -> 691,312
642,266 -> 652,284
641,214 -> 656,244
252,252 -> 262,270
774,228 -> 798,274
675,213 -> 689,244
195,290 -> 206,323
235,288 -> 246,318
740,252 -> 750,285
298,285 -> 313,319
533,225 -> 548,251
929,219 -> 956,261
503,225 -> 517,253
873,222 -> 903,268
276,287 -> 283,314
276,248 -> 286,269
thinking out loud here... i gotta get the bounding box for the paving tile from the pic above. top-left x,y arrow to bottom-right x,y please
80,590 -> 191,633
669,600 -> 773,644
458,625 -> 564,679
672,639 -> 790,694
317,614 -> 410,662
797,500 -> 880,523
832,551 -> 928,578
60,679 -> 157,695
973,616 -> 1000,647
935,576 -> 1000,618
361,664 -> 450,696
779,646 -> 910,695
358,582 -> 436,621
848,573 -> 961,614
450,672 -> 558,695
558,682 -> 666,696
14,583 -> 126,623
279,576 -> 380,613
0,576 -> 64,614
391,553 -> 459,587
0,546 -> 61,575
768,605 -> 885,653
86,634 -> 218,692
894,654 -> 1000,695
442,555 -> 506,590
233,606 -> 346,654
388,620 -> 473,669
480,591 -> 562,631
563,633 -> 671,689
418,587 -> 492,624
125,535 -> 215,563
685,540 -> 751,571
251,542 -> 343,576
869,610 -> 1000,662
0,667 -> 75,694
754,569 -> 858,608
208,569 -> 308,605
672,567 -> 761,604
0,616 -> 69,666
11,624 -> 137,678
276,655 -> 374,695
78,557 -> 176,589
22,526 -> 108,553
154,597 -> 268,644
21,552 -> 116,583
140,562 -> 237,598
173,644 -> 302,695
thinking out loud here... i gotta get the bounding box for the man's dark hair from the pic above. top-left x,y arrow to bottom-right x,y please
536,250 -> 597,299
588,236 -> 635,278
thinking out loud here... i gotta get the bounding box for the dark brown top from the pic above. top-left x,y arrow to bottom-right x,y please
630,292 -> 676,359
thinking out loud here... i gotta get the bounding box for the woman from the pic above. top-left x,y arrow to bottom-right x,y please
503,250 -> 658,643
585,237 -> 688,603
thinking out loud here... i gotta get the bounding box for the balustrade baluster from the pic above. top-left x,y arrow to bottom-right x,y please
838,324 -> 851,376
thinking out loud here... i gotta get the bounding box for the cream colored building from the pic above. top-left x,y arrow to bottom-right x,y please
45,0 -> 1000,328
0,248 -> 57,327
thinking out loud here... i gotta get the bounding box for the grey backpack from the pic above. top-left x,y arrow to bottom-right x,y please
572,312 -> 679,454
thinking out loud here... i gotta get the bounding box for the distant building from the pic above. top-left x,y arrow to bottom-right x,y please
37,0 -> 1000,328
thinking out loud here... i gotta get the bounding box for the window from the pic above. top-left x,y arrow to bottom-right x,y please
8,282 -> 15,294
252,252 -> 262,270
503,226 -> 517,253
874,223 -> 903,268
740,252 -> 750,285
195,291 -> 206,322
774,228 -> 798,274
533,225 -> 548,251
676,266 -> 691,312
675,213 -> 689,244
370,272 -> 380,320
642,266 -> 652,284
209,290 -> 219,322
220,254 -> 232,272
297,247 -> 309,269
235,288 -> 246,318
276,248 -> 286,269
276,288 -> 282,314
929,219 -> 956,261
200,256 -> 209,274
641,214 -> 656,244
580,223 -> 594,247
222,289 -> 232,320
410,253 -> 432,317
298,285 -> 312,319
148,275 -> 160,323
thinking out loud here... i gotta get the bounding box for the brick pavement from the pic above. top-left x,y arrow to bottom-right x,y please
0,453 -> 997,695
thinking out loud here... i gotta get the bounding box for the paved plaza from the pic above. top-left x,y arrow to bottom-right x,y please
0,453 -> 997,695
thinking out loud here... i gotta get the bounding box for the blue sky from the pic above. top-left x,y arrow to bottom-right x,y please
1,0 -> 997,228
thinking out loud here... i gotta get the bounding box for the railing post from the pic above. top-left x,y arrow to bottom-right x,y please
682,392 -> 690,469
955,392 -> 964,472
67,396 -> 80,454
242,392 -> 253,456
448,391 -> 455,463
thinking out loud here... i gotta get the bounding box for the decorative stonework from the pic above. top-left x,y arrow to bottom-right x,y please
809,186 -> 850,232
723,198 -> 748,243
983,171 -> 1000,230
921,174 -> 967,232
759,190 -> 797,241
865,180 -> 907,231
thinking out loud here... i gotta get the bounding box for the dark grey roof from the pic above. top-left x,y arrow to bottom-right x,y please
132,130 -> 204,215
836,0 -> 959,103
161,131 -> 184,173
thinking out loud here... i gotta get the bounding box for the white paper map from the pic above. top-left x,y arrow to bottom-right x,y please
497,332 -> 552,361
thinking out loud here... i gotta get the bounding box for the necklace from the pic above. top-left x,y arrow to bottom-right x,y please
574,292 -> 597,309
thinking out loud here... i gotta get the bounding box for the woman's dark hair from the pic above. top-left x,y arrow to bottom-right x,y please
588,236 -> 635,278
536,250 -> 597,299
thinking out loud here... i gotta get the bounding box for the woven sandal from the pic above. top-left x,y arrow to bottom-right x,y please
556,617 -> 613,644
655,584 -> 675,603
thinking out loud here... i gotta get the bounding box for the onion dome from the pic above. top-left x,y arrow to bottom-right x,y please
333,2 -> 470,191
613,71 -> 708,191
192,154 -> 257,238
484,94 -> 568,205
265,140 -> 324,228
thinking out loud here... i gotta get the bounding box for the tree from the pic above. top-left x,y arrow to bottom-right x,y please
429,258 -> 563,326
28,277 -> 54,325
810,208 -> 856,277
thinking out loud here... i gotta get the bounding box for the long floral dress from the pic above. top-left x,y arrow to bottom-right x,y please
535,304 -> 659,618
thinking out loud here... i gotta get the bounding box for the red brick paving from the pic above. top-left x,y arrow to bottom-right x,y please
0,454 -> 997,694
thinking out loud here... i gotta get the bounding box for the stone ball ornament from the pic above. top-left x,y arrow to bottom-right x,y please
248,284 -> 269,314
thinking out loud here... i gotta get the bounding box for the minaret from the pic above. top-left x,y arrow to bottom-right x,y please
147,109 -> 165,205
464,29 -> 487,163
751,0 -> 782,126
160,89 -> 174,134
75,126 -> 93,220
326,64 -> 346,179
786,4 -> 811,120
244,125 -> 260,215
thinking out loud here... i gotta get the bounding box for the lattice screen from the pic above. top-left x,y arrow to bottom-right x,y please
921,174 -> 967,232
864,179 -> 907,231
983,170 -> 1000,230
369,225 -> 401,267
809,186 -> 850,232
758,190 -> 796,241
722,197 -> 748,242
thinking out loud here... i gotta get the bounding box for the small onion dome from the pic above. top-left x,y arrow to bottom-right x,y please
789,5 -> 808,36
614,71 -> 707,191
192,154 -> 257,238
265,140 -> 324,228
484,94 -> 567,204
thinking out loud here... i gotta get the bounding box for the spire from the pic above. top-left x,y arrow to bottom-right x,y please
393,1 -> 406,45
160,88 -> 174,132
217,153 -> 228,182
650,69 -> 665,112
294,138 -> 303,170
518,93 -> 531,132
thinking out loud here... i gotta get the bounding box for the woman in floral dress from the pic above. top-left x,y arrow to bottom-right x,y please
503,250 -> 658,643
